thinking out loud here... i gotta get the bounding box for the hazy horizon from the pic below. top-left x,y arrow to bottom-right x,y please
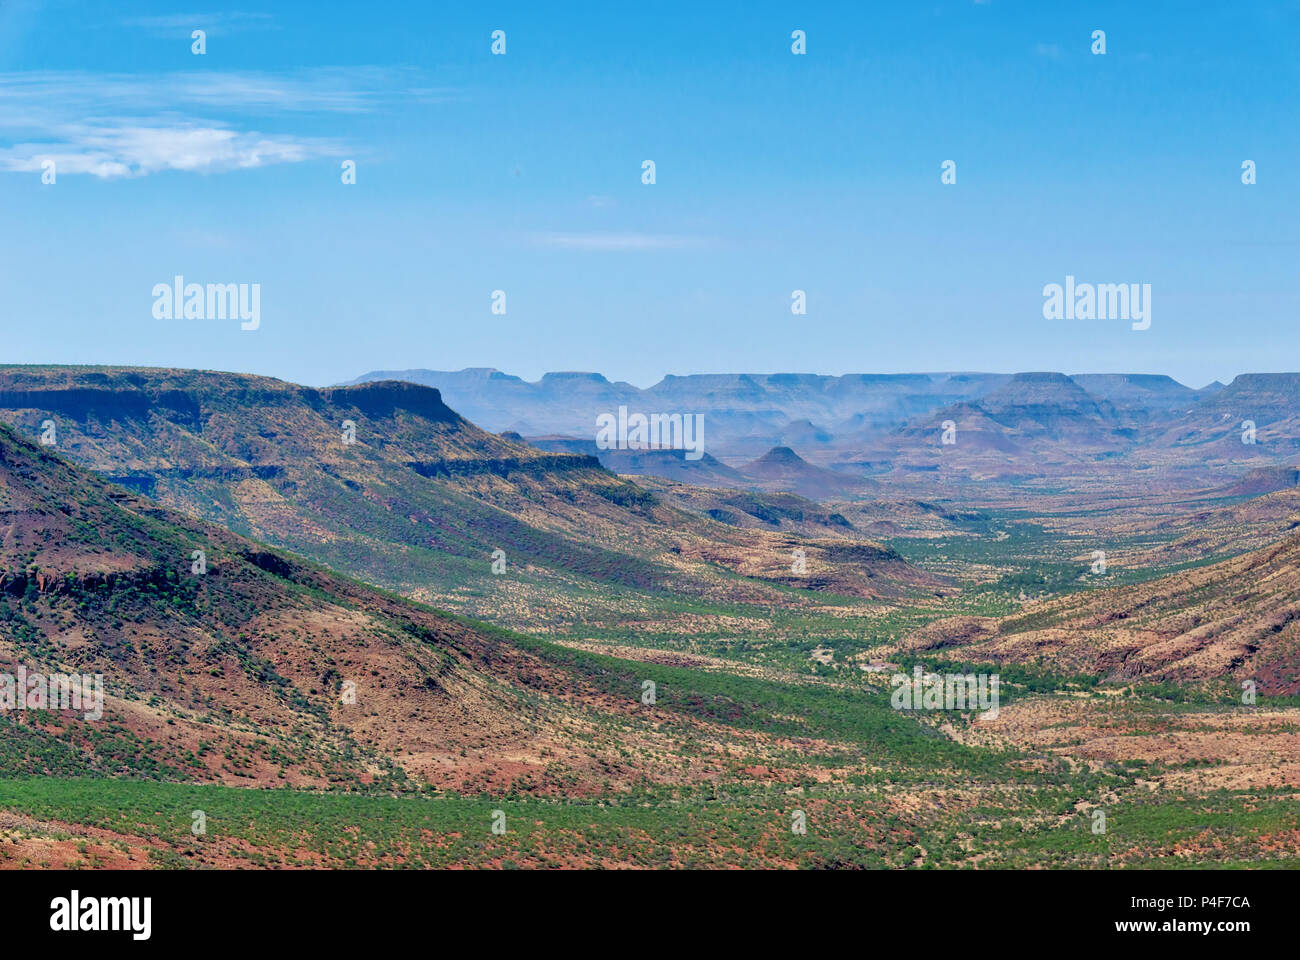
341,364 -> 1247,393
0,359 -> 1266,394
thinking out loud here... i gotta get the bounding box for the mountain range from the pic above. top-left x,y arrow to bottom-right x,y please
345,368 -> 1299,497
0,367 -> 934,632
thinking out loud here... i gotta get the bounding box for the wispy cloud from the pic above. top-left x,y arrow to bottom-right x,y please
0,67 -> 451,178
122,12 -> 277,37
0,121 -> 342,178
0,68 -> 453,117
533,232 -> 711,252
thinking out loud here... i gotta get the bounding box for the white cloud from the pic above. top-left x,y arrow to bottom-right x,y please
0,68 -> 449,178
0,121 -> 343,178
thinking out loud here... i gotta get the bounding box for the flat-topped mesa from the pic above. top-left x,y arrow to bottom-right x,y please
1070,374 -> 1198,411
973,372 -> 1115,421
1220,372 -> 1300,400
1183,372 -> 1300,426
540,371 -> 611,384
323,380 -> 460,424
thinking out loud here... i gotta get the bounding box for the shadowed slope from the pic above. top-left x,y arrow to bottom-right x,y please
904,532 -> 1300,693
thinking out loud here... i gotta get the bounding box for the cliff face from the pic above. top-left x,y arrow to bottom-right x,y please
0,367 -> 555,466
323,379 -> 461,425
0,387 -> 200,425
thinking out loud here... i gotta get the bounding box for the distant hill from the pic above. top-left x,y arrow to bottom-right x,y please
1070,373 -> 1201,415
341,368 -> 1300,498
866,372 -> 1133,484
739,446 -> 872,500
1223,465 -> 1300,498
1157,373 -> 1300,458
340,368 -> 1016,459
965,372 -> 1120,430
631,477 -> 859,537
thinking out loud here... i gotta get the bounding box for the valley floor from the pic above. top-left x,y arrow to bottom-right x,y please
4,430 -> 1298,869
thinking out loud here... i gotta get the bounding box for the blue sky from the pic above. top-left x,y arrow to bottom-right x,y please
1,0 -> 1297,389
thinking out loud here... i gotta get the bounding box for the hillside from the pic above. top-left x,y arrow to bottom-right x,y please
524,434 -> 751,486
0,367 -> 933,632
902,532 -> 1300,693
0,422 -> 693,794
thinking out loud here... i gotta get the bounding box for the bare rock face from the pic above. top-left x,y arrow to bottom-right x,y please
324,379 -> 460,424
